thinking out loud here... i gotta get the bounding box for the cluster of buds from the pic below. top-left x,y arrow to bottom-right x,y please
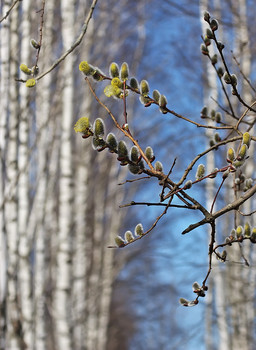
74,116 -> 163,175
179,282 -> 208,307
114,223 -> 144,247
227,132 -> 251,170
19,38 -> 41,88
226,223 -> 256,244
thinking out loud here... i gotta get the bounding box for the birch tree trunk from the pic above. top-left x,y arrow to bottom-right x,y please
201,1 -> 256,349
5,5 -> 25,349
0,2 -> 10,348
18,1 -> 33,348
33,2 -> 55,349
199,2 -> 226,349
54,1 -> 75,348
226,1 -> 254,349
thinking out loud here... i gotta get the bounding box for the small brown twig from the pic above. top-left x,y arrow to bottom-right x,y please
232,51 -> 256,94
85,77 -> 155,171
16,0 -> 98,83
34,0 -> 46,68
119,201 -> 196,210
202,221 -> 216,288
0,0 -> 21,23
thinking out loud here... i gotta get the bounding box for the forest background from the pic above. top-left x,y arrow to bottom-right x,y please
0,0 -> 256,350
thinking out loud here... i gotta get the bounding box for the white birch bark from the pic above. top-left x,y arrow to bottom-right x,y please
199,2 -> 225,350
18,1 -> 33,348
5,5 -> 24,349
0,3 -> 11,348
33,3 -> 55,349
97,164 -> 126,350
54,1 -> 75,349
228,1 -> 254,349
72,50 -> 92,349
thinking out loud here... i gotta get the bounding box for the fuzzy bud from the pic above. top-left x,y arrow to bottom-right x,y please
203,11 -> 210,22
215,112 -> 222,123
214,133 -> 221,142
223,72 -> 232,84
120,62 -> 129,81
196,164 -> 205,180
129,77 -> 139,90
128,164 -> 140,174
20,63 -> 32,75
211,54 -> 218,65
217,42 -> 225,51
155,161 -> 163,172
145,146 -> 154,162
31,65 -> 39,76
92,68 -> 104,81
244,222 -> 251,238
152,89 -> 161,103
238,144 -> 248,160
135,223 -> 144,236
179,298 -> 189,307
118,140 -> 128,159
79,61 -> 95,76
159,94 -> 168,108
231,74 -> 238,86
106,133 -> 117,152
192,282 -> 201,292
74,117 -> 92,137
217,67 -> 224,77
201,106 -> 208,117
109,62 -> 119,78
227,147 -> 235,162
210,19 -> 218,31
111,77 -> 123,88
250,227 -> 256,243
92,137 -> 106,151
124,230 -> 134,243
115,236 -> 125,247
184,180 -> 192,189
206,28 -> 214,39
25,78 -> 36,88
30,39 -> 40,49
244,178 -> 253,190
242,132 -> 251,148
93,118 -> 105,137
236,225 -> 243,238
140,80 -> 150,96
130,146 -> 140,162
200,44 -> 209,55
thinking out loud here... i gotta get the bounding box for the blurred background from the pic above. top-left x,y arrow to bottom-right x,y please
0,1 -> 256,349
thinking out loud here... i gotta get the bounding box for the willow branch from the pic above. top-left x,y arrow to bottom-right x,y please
30,0 -> 98,82
0,0 -> 21,23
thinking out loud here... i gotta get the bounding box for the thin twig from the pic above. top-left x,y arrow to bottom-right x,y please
85,77 -> 155,171
119,201 -> 196,209
202,221 -> 216,287
0,0 -> 21,23
34,0 -> 46,68
232,51 -> 256,94
17,0 -> 98,82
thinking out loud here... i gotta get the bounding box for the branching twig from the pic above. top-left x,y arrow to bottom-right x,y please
34,0 -> 46,68
85,77 -> 155,171
0,0 -> 21,23
17,0 -> 98,82
119,201 -> 196,210
232,51 -> 256,94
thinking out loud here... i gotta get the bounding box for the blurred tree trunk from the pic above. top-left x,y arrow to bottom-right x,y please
0,2 -> 10,348
18,0 -> 33,348
5,4 -> 24,349
33,2 -> 55,349
202,1 -> 256,349
54,0 -> 75,348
